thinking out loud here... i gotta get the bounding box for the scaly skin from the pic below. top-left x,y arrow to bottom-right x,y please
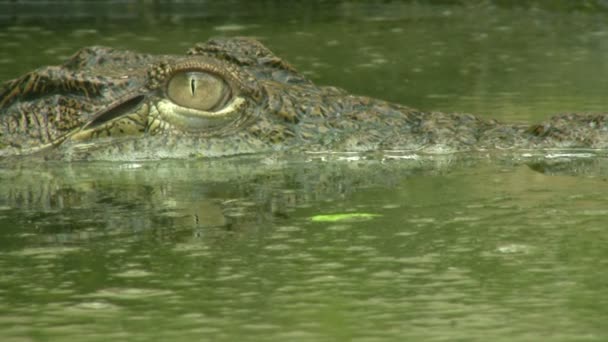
1,37 -> 607,160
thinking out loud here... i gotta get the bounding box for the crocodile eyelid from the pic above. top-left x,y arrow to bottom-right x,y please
175,63 -> 244,91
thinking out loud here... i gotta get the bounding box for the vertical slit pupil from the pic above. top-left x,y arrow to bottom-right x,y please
190,78 -> 196,96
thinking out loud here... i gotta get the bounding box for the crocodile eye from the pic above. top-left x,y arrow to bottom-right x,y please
166,71 -> 231,111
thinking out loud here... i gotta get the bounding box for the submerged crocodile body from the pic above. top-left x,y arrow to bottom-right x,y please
1,37 -> 607,160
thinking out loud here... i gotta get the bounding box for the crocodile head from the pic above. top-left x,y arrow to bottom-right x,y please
0,37 -> 431,160
2,37 -> 607,160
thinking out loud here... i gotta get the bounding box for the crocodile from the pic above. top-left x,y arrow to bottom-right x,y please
1,37 -> 607,160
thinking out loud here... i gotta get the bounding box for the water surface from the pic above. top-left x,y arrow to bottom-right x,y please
1,1 -> 608,341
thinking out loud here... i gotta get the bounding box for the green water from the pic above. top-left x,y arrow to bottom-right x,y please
2,1 -> 608,341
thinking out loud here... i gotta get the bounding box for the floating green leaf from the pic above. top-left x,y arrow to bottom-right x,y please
310,213 -> 382,222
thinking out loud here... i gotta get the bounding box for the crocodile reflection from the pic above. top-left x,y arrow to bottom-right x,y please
1,157 -> 420,243
1,154 -> 606,246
